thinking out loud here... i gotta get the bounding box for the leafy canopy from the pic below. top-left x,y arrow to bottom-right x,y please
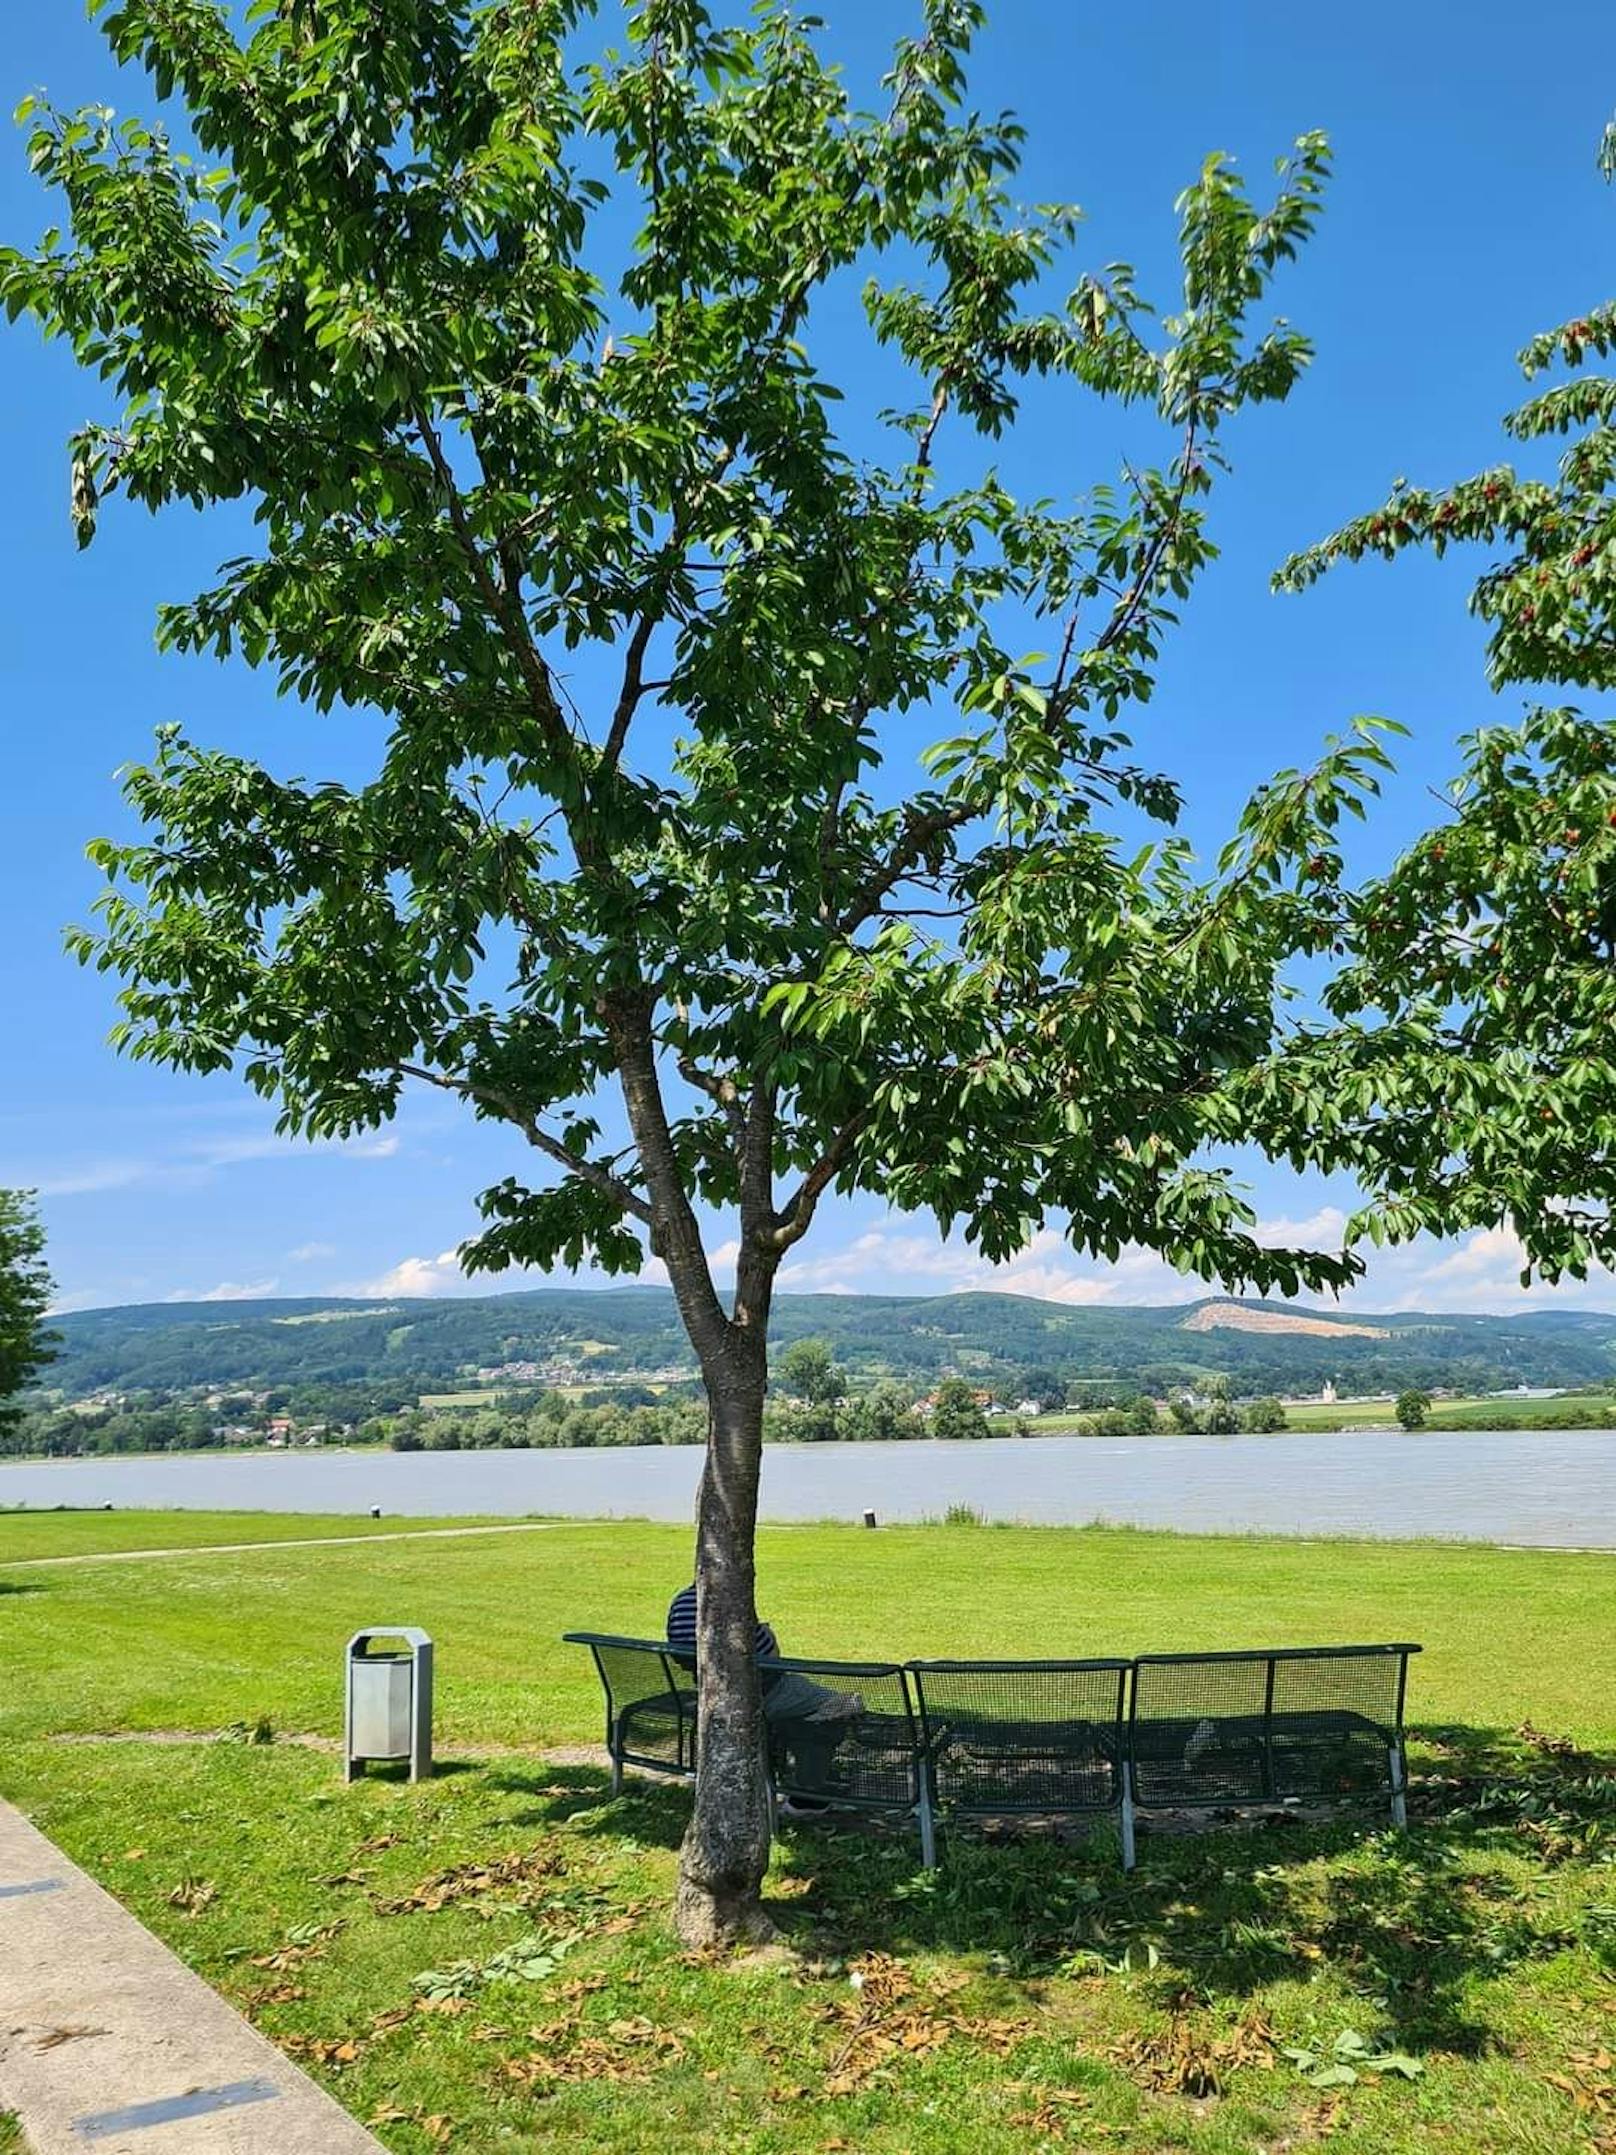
0,1192 -> 57,1433
1273,125 -> 1616,1288
6,0 -> 1413,1327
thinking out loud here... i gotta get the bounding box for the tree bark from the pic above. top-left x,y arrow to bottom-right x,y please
600,994 -> 781,1947
674,1355 -> 775,1948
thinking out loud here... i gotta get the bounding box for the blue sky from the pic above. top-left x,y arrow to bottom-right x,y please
3,1 -> 1615,1317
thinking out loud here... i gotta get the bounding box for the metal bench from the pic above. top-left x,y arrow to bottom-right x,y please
909,1658 -> 1135,1867
565,1634 -> 1421,1865
757,1657 -> 936,1864
1129,1643 -> 1419,1825
561,1632 -> 697,1795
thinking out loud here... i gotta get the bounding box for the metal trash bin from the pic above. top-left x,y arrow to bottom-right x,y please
345,1627 -> 433,1782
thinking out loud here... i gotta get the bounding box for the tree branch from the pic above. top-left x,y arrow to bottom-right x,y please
603,606 -> 661,772
769,1108 -> 871,1251
397,1061 -> 654,1226
409,399 -> 574,763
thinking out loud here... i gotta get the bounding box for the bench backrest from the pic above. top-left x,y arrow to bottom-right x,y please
909,1659 -> 1130,1815
562,1632 -> 696,1771
1129,1644 -> 1419,1809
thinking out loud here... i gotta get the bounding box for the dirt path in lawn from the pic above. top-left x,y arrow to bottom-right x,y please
0,1521 -> 558,1571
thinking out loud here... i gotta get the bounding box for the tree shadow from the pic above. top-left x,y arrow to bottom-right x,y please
766,1723 -> 1616,2058
0,1581 -> 44,1596
484,1764 -> 692,1850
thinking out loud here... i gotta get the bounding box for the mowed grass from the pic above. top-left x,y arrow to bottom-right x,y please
5,1517 -> 1616,1747
0,1507 -> 516,1562
7,1516 -> 1616,2154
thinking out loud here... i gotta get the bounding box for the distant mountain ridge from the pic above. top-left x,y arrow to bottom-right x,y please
41,1287 -> 1616,1401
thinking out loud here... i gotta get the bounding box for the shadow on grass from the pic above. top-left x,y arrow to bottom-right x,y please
359,1756 -> 482,1782
767,1722 -> 1616,2056
0,1581 -> 44,1596
481,1724 -> 1616,2058
485,1764 -> 693,1850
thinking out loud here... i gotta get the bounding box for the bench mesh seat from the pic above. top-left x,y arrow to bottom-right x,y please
910,1660 -> 1130,1817
1130,1645 -> 1417,1812
758,1660 -> 922,1815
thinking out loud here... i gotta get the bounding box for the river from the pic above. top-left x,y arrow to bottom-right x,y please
1,1429 -> 1614,1546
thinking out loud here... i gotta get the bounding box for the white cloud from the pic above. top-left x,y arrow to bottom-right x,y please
32,1161 -> 154,1198
361,1250 -> 471,1298
1254,1206 -> 1350,1249
163,1278 -> 282,1303
18,1129 -> 401,1203
776,1222 -> 1203,1306
1350,1226 -> 1616,1315
288,1240 -> 336,1263
47,1287 -> 121,1315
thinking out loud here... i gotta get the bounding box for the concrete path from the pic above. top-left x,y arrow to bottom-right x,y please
0,1521 -> 556,1571
0,1801 -> 384,2154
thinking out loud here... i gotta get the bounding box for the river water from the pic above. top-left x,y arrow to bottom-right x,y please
1,1429 -> 1613,1546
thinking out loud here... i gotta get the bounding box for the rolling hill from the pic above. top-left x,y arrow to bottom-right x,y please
40,1288 -> 1616,1401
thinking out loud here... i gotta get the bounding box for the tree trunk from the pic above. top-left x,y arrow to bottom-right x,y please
674,1361 -> 775,1949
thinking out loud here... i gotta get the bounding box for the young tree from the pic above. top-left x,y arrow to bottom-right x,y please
0,1191 -> 57,1436
1242,1394 -> 1287,1432
929,1375 -> 993,1441
8,0 -> 1405,1944
1394,1388 -> 1430,1432
777,1335 -> 844,1404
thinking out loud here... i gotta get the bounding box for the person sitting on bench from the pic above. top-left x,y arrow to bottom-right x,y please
666,1582 -> 860,1729
666,1581 -> 860,1812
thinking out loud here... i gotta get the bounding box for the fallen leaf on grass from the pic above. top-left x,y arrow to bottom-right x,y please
367,2104 -> 453,2143
377,1849 -> 562,1917
282,2034 -> 365,2071
248,1921 -> 346,1971
815,1955 -> 1028,2097
1112,2010 -> 1276,2098
243,1983 -> 306,2009
1008,2088 -> 1092,2143
502,2014 -> 688,2090
166,1877 -> 217,1915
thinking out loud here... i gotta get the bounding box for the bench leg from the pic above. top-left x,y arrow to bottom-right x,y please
1387,1744 -> 1407,1830
917,1776 -> 938,1871
1120,1762 -> 1137,1873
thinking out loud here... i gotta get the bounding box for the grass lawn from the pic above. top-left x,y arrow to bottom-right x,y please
0,1507 -> 514,1562
5,1516 -> 1616,2153
1279,1398 -> 1401,1429
1429,1394 -> 1616,1430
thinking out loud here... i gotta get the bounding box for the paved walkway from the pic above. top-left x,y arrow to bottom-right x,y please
0,1802 -> 384,2154
0,1521 -> 556,1571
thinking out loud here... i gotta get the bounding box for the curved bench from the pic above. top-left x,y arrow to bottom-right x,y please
564,1633 -> 1420,1869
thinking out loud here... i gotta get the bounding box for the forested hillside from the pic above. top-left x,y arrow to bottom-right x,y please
41,1289 -> 1616,1401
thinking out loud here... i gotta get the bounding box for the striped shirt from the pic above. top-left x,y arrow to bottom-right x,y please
667,1584 -> 778,1662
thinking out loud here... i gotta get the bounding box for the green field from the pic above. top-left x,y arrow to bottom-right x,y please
5,1514 -> 1616,2153
0,1508 -> 513,1561
1028,1393 -> 1616,1434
